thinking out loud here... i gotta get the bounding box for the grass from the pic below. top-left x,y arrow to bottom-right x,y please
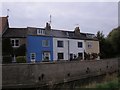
82,73 -> 120,89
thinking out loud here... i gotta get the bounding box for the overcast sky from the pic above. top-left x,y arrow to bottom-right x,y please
1,2 -> 118,36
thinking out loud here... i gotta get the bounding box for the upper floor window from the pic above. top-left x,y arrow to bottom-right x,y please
57,41 -> 64,47
88,42 -> 92,48
11,39 -> 19,47
78,42 -> 83,48
42,40 -> 49,47
37,29 -> 45,35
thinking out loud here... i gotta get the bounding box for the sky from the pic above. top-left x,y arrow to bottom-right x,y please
1,1 -> 119,36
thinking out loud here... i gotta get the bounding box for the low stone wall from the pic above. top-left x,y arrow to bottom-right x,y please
2,58 -> 119,88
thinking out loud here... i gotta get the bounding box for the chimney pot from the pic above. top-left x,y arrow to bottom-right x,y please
74,27 -> 80,35
45,22 -> 51,30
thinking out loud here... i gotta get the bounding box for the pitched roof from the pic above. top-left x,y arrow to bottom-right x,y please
28,27 -> 98,40
2,28 -> 27,38
2,26 -> 98,40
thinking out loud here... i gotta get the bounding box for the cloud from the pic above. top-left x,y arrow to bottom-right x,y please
2,2 -> 118,35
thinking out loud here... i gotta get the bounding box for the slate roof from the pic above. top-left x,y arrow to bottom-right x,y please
51,29 -> 97,40
3,26 -> 98,40
2,28 -> 27,38
28,27 -> 98,40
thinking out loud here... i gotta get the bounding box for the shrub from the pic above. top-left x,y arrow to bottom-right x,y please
16,56 -> 26,63
2,56 -> 12,64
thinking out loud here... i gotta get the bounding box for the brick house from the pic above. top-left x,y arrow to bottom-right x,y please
1,16 -> 27,62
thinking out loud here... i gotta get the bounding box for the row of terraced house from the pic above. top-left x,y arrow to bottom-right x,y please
1,16 -> 100,63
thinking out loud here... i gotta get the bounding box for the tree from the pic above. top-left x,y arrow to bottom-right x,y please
2,38 -> 13,63
96,31 -> 114,59
2,38 -> 13,56
107,26 -> 120,57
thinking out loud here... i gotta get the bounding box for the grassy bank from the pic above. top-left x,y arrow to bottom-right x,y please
82,73 -> 119,89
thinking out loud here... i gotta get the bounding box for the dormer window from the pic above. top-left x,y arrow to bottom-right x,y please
37,29 -> 45,35
86,34 -> 95,38
66,32 -> 69,36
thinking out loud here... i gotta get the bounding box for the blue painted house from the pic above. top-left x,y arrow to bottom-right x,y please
27,35 -> 53,62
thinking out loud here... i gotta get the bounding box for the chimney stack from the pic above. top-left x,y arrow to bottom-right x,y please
45,22 -> 51,30
74,27 -> 80,35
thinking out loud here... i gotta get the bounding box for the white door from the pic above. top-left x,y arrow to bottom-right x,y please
30,53 -> 36,62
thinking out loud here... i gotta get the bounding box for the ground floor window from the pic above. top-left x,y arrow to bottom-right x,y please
57,53 -> 64,60
42,52 -> 50,61
30,53 -> 36,62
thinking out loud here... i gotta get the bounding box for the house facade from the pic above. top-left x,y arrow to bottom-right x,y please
26,23 -> 99,62
27,35 -> 53,62
53,38 -> 85,61
1,16 -> 27,62
1,16 -> 100,63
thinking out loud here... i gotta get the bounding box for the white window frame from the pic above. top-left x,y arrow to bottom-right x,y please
42,40 -> 49,47
11,38 -> 20,48
30,53 -> 36,62
88,42 -> 92,48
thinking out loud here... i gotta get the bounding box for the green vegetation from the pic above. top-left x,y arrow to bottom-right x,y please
2,56 -> 12,63
96,79 -> 119,88
82,73 -> 120,89
2,38 -> 26,63
16,56 -> 26,63
96,26 -> 120,59
2,38 -> 13,56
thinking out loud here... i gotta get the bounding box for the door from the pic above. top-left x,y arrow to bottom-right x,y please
30,53 -> 36,62
70,53 -> 73,60
42,52 -> 50,61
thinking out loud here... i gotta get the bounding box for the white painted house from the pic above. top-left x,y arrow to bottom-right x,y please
53,37 -> 85,61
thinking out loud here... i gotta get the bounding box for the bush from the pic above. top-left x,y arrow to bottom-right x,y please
2,56 -> 12,64
16,56 -> 26,63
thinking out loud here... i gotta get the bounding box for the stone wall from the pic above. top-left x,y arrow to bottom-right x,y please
2,58 -> 119,88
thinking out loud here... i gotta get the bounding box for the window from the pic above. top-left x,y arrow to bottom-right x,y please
78,42 -> 82,48
57,41 -> 64,47
88,42 -> 92,48
78,53 -> 83,59
66,32 -> 69,36
11,39 -> 19,47
30,53 -> 36,61
42,40 -> 49,47
42,52 -> 50,61
37,29 -> 45,35
58,53 -> 64,59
